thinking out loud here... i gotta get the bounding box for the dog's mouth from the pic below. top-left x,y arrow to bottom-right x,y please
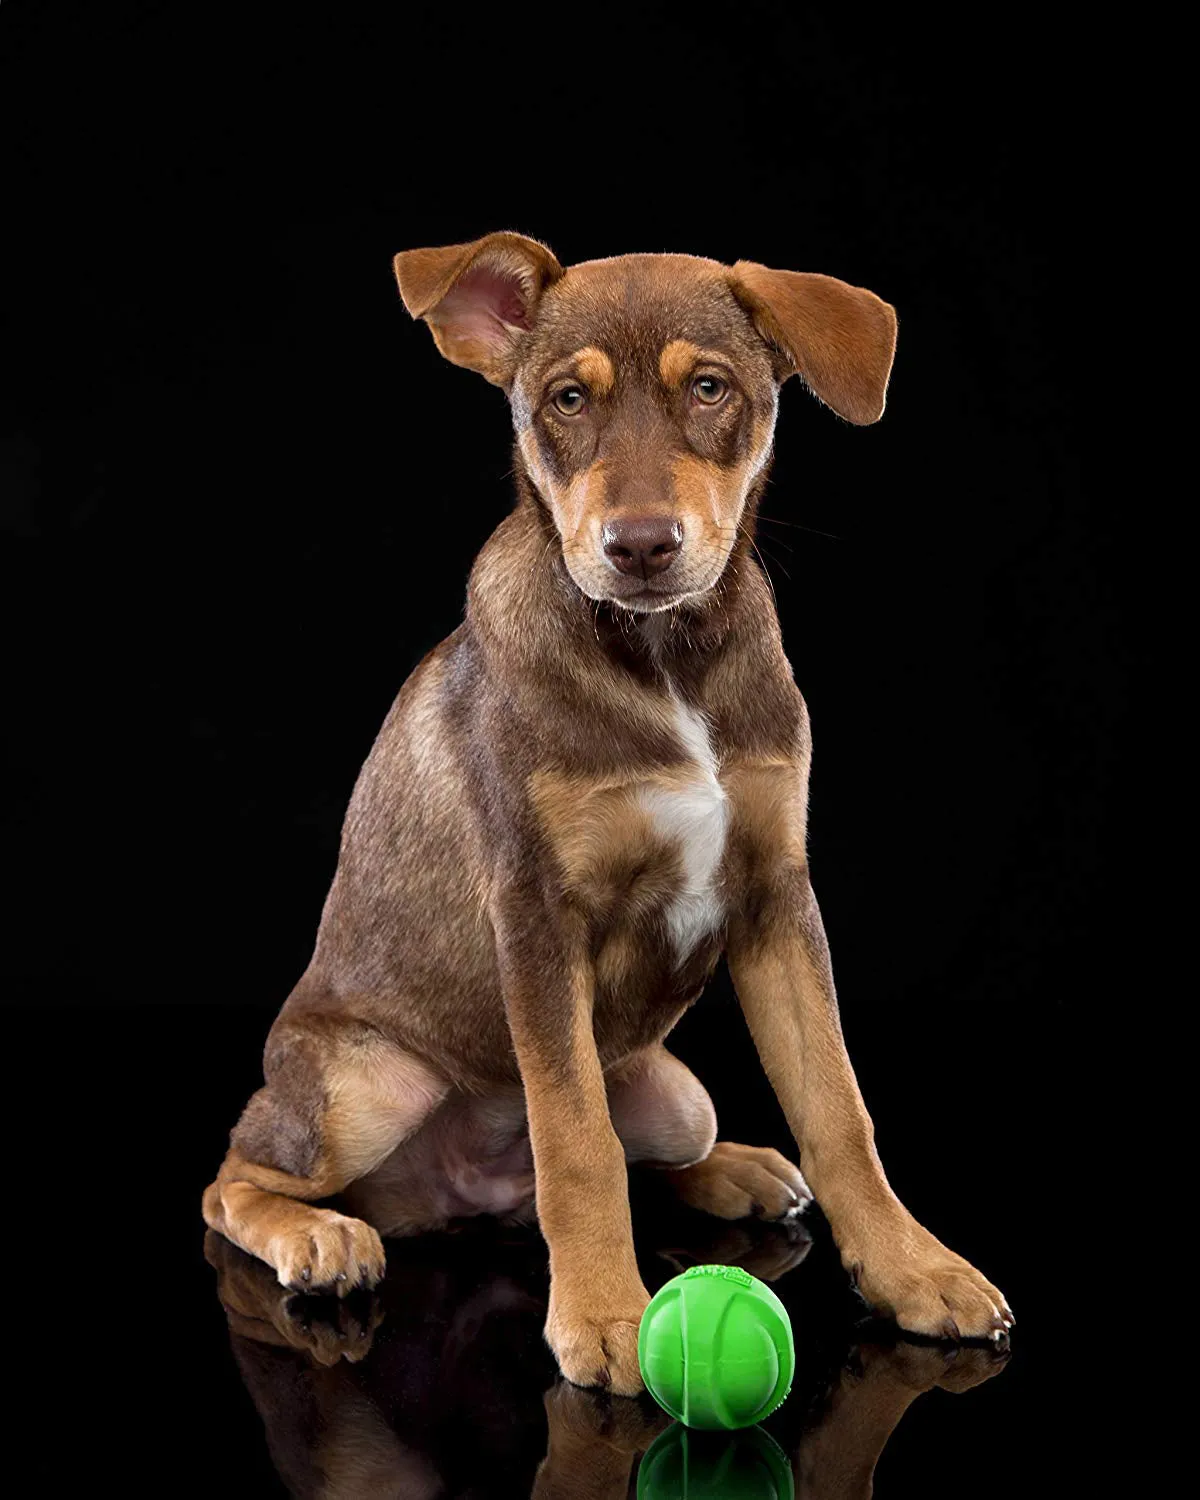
561,550 -> 728,614
605,579 -> 696,613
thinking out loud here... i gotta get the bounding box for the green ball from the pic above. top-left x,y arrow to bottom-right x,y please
637,1265 -> 795,1430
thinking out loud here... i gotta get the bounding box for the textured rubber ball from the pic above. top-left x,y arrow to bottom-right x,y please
637,1264 -> 795,1431
637,1421 -> 794,1499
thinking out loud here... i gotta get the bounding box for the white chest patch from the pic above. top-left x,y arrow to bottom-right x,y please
635,696 -> 730,964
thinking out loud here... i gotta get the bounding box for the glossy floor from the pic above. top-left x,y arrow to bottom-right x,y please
203,1202 -> 1014,1498
15,1005 -> 1068,1495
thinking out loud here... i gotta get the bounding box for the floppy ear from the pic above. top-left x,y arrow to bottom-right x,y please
729,262 -> 898,424
393,231 -> 564,387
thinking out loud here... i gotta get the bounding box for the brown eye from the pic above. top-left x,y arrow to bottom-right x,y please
553,385 -> 587,416
692,374 -> 728,406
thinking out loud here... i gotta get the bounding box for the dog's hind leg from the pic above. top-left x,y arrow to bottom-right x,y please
203,1015 -> 448,1294
608,1045 -> 811,1222
607,1045 -> 717,1169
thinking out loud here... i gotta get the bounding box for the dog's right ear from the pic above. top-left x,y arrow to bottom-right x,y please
393,232 -> 563,388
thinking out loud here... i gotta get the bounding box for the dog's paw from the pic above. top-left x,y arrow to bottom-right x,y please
844,1214 -> 1014,1343
268,1209 -> 386,1297
546,1291 -> 649,1396
667,1141 -> 812,1223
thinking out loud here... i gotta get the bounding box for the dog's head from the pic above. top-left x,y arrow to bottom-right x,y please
394,233 -> 896,613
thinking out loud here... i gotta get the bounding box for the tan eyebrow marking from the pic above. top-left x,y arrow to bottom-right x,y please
660,339 -> 701,387
569,346 -> 615,397
660,338 -> 723,388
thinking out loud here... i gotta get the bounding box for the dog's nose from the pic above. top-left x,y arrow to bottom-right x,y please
601,516 -> 683,578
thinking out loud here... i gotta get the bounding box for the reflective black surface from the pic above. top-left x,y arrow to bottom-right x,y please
203,1214 -> 1010,1499
13,1005 -> 1074,1494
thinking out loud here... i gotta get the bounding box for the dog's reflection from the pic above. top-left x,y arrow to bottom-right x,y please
206,1209 -> 1007,1498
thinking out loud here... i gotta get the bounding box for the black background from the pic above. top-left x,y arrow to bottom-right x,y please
3,4 -> 1117,1491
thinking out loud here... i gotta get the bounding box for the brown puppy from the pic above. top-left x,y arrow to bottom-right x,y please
203,233 -> 1013,1394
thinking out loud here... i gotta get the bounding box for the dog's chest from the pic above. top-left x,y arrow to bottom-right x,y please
530,696 -> 731,970
634,698 -> 730,962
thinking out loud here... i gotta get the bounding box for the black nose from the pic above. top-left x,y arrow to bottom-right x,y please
601,515 -> 684,578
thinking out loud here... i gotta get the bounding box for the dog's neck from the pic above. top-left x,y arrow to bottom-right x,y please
463,465 -> 800,768
466,464 -> 772,694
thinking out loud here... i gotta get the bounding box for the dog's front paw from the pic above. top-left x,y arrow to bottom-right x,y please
268,1208 -> 386,1297
546,1288 -> 650,1396
844,1212 -> 1014,1342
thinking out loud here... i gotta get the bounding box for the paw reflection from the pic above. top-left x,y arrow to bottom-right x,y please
655,1213 -> 814,1284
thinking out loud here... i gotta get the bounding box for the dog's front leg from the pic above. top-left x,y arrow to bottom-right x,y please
492,889 -> 650,1394
728,867 -> 1014,1341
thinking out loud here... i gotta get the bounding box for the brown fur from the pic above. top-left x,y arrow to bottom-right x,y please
204,232 -> 1010,1396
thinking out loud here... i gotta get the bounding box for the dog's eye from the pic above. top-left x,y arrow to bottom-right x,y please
553,386 -> 587,416
692,374 -> 728,406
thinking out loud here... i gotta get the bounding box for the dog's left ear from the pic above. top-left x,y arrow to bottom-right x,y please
729,262 -> 898,424
394,231 -> 564,387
